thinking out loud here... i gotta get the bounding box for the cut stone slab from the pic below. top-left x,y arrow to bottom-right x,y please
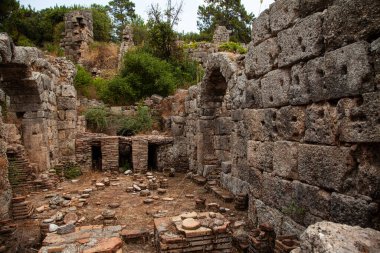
182,218 -> 201,230
57,223 -> 75,235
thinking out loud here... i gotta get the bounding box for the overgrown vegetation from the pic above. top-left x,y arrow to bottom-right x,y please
55,164 -> 82,179
84,106 -> 109,132
282,201 -> 306,219
118,105 -> 153,135
219,42 -> 247,54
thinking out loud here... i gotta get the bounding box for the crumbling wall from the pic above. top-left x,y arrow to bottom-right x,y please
0,33 -> 78,171
60,10 -> 93,62
118,25 -> 134,69
213,25 -> 231,44
181,0 -> 380,235
0,113 -> 11,220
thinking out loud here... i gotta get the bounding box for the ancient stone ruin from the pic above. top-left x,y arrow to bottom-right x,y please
0,0 -> 379,252
179,0 -> 380,235
118,25 -> 134,69
60,10 -> 94,62
213,25 -> 231,44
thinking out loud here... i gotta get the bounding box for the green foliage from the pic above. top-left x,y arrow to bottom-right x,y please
147,21 -> 176,60
130,15 -> 149,46
91,4 -> 113,42
1,4 -> 112,47
282,201 -> 306,218
74,65 -> 93,91
43,43 -> 64,56
120,50 -> 176,99
84,106 -> 109,132
0,0 -> 19,24
63,166 -> 82,179
218,42 -> 247,54
178,32 -> 212,43
197,0 -> 254,43
100,76 -> 136,105
107,0 -> 136,40
118,105 -> 153,135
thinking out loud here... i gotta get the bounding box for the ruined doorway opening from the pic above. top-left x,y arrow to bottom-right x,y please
91,142 -> 102,171
148,143 -> 158,170
199,69 -> 228,171
119,143 -> 132,171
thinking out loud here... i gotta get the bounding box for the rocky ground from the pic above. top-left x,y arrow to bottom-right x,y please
13,171 -> 248,252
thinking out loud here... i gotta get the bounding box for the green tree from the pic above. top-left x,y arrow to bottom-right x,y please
147,0 -> 183,60
197,0 -> 254,43
0,0 -> 19,24
107,0 -> 136,40
91,4 -> 113,42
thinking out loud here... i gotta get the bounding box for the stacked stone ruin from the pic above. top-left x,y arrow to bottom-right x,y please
176,0 -> 380,235
0,33 -> 82,220
60,10 -> 93,62
118,25 -> 134,69
212,25 -> 231,44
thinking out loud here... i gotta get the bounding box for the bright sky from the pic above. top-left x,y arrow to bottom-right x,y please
18,0 -> 274,33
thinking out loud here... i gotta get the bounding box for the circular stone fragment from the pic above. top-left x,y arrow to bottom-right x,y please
182,218 -> 201,230
64,212 -> 78,224
102,209 -> 116,219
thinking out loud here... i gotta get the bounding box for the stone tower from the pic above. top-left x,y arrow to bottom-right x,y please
213,25 -> 231,44
61,10 -> 93,62
118,25 -> 134,69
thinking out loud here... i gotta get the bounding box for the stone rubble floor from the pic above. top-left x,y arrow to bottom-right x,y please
18,171 -> 248,252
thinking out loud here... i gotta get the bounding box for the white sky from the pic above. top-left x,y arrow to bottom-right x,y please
18,0 -> 274,33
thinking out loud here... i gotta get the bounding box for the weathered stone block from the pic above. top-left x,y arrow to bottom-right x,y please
276,106 -> 305,141
323,0 -> 380,50
252,199 -> 305,236
273,141 -> 299,180
215,117 -> 232,135
57,97 -> 76,110
244,78 -> 263,109
247,168 -> 263,199
337,92 -> 380,142
304,103 -> 337,145
269,0 -> 300,33
260,69 -> 290,108
252,9 -> 271,45
60,85 -> 76,98
262,173 -> 293,210
355,144 -> 380,200
299,0 -> 333,17
331,193 -> 378,227
292,181 -> 330,220
0,33 -> 14,63
243,108 -> 277,141
221,161 -> 232,174
298,144 -> 354,191
278,13 -> 324,67
214,135 -> 230,151
289,63 -> 310,105
247,141 -> 273,172
372,38 -> 380,90
245,38 -> 279,78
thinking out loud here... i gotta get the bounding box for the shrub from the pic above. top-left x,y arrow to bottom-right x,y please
120,50 -> 176,99
63,166 -> 82,179
74,65 -> 93,89
84,106 -> 108,132
218,42 -> 247,54
118,105 -> 153,135
43,42 -> 64,57
100,76 -> 136,105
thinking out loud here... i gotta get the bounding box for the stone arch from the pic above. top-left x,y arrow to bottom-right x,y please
197,53 -> 236,177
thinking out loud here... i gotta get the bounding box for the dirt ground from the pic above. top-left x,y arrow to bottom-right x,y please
20,171 -> 248,252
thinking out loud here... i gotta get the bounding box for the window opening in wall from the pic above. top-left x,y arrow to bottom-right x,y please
91,142 -> 102,171
148,143 -> 158,170
119,143 -> 132,171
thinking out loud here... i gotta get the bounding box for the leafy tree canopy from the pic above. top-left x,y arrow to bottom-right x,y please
107,0 -> 136,40
197,0 -> 254,43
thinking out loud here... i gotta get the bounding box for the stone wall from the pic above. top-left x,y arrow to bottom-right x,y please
60,10 -> 93,62
0,115 -> 11,220
179,0 -> 380,235
0,33 -> 79,170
